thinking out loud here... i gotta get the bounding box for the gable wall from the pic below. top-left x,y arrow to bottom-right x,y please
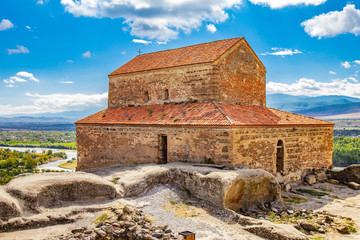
215,40 -> 266,107
76,124 -> 233,170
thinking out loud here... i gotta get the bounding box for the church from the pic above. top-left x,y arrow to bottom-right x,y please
75,37 -> 334,177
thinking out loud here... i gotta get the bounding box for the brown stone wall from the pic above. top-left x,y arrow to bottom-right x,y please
216,41 -> 266,107
76,124 -> 233,170
108,64 -> 220,107
108,41 -> 266,108
232,125 -> 333,174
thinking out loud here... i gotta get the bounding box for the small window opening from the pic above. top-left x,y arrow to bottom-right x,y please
164,89 -> 169,100
143,91 -> 149,102
276,140 -> 284,172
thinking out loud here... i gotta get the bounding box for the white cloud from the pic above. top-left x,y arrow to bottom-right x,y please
206,24 -> 217,33
3,72 -> 39,87
82,50 -> 91,58
0,19 -> 14,31
25,26 -> 33,31
7,45 -> 29,55
301,4 -> 360,38
67,60 -> 74,63
261,48 -> 302,56
329,71 -> 337,75
267,77 -> 360,98
341,61 -> 351,69
249,0 -> 326,9
0,92 -> 108,115
157,41 -> 167,45
37,0 -> 44,5
121,51 -> 126,55
133,39 -> 152,44
60,0 -> 242,41
59,81 -> 74,84
354,60 -> 360,65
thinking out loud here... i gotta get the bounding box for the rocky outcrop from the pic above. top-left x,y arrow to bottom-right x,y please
113,165 -> 286,212
330,165 -> 360,184
0,188 -> 21,221
5,172 -> 119,212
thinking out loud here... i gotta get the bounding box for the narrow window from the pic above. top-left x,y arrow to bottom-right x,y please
143,91 -> 149,102
164,89 -> 169,100
276,140 -> 284,172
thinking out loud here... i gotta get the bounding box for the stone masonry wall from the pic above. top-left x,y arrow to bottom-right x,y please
108,40 -> 266,108
108,64 -> 220,107
76,124 -> 233,170
232,126 -> 333,174
216,40 -> 266,107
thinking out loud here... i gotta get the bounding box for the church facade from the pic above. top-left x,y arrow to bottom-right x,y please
75,38 -> 334,176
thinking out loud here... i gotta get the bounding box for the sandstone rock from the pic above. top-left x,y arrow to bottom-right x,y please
244,222 -> 308,240
0,188 -> 21,221
330,165 -> 360,184
300,221 -> 316,232
5,172 -> 119,211
328,179 -> 339,184
347,182 -> 360,190
305,174 -> 316,185
316,172 -> 327,182
283,182 -> 291,192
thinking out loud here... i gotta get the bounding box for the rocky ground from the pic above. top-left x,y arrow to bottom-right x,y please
1,163 -> 360,240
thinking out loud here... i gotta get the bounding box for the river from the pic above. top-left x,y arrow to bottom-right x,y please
0,146 -> 76,172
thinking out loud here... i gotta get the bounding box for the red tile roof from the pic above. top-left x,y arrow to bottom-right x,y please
109,38 -> 243,76
75,102 -> 333,126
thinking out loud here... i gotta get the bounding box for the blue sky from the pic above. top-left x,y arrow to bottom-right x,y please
1,0 -> 360,116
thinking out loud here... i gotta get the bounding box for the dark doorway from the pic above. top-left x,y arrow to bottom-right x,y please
276,140 -> 284,172
158,135 -> 168,164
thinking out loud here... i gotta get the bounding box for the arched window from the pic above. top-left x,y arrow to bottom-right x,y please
143,91 -> 149,102
164,89 -> 169,100
276,140 -> 284,172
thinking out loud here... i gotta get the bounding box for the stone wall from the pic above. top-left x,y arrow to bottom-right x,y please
108,40 -> 266,108
232,125 -> 333,174
76,124 -> 232,170
216,40 -> 266,107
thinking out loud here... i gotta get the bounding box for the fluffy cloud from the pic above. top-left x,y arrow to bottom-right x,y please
82,50 -> 91,58
3,72 -> 39,87
354,60 -> 360,65
133,39 -> 152,44
60,0 -> 242,41
0,19 -> 14,31
301,4 -> 360,38
206,24 -> 217,33
329,71 -> 337,75
0,92 -> 108,115
261,48 -> 302,56
7,45 -> 29,55
249,0 -> 326,9
341,61 -> 351,69
267,77 -> 360,98
59,81 -> 74,84
37,0 -> 44,5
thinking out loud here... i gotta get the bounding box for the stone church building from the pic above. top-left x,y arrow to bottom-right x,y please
76,37 -> 334,176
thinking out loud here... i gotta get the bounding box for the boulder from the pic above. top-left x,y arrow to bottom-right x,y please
330,165 -> 360,184
244,222 -> 309,240
347,182 -> 360,190
5,172 -> 119,211
0,188 -> 21,221
305,174 -> 316,185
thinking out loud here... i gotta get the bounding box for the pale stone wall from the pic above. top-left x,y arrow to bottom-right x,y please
232,126 -> 333,174
76,124 -> 233,170
216,40 -> 266,107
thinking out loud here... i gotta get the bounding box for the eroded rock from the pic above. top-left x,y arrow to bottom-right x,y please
0,188 -> 21,221
5,172 -> 120,211
330,165 -> 360,184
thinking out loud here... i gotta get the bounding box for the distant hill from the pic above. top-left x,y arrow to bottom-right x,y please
0,116 -> 73,123
267,94 -> 360,118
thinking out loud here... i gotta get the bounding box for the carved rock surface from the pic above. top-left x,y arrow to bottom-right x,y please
0,188 -> 21,221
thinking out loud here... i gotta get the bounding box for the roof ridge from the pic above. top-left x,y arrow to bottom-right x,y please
212,102 -> 234,125
268,107 -> 334,125
135,37 -> 243,57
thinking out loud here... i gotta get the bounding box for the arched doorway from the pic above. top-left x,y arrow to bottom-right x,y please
276,140 -> 284,172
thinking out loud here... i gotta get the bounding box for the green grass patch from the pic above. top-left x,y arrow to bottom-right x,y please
282,195 -> 309,204
297,189 -> 330,197
93,212 -> 110,224
58,160 -> 77,170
